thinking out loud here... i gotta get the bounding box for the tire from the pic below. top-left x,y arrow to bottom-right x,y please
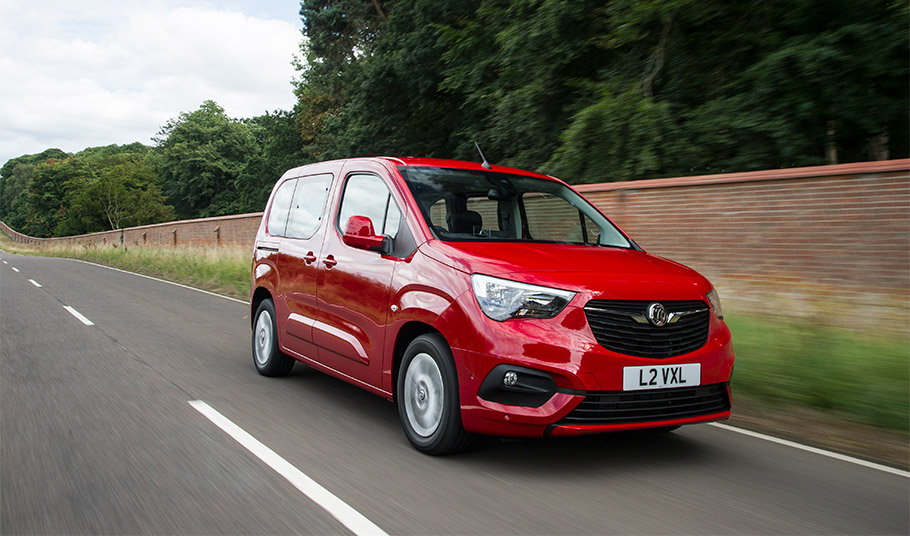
252,299 -> 294,377
397,334 -> 473,455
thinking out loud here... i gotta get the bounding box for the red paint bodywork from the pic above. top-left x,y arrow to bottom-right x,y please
251,157 -> 734,438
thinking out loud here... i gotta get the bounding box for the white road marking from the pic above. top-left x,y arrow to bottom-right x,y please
709,423 -> 910,478
189,400 -> 388,536
11,267 -> 19,272
2,260 -> 7,264
28,279 -> 41,287
62,306 -> 95,326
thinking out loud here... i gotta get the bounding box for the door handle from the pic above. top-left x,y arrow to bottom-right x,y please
303,251 -> 317,264
323,255 -> 337,268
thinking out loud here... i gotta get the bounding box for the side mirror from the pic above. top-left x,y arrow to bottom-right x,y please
342,215 -> 390,254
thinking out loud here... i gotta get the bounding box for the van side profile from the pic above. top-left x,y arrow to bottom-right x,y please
251,157 -> 734,454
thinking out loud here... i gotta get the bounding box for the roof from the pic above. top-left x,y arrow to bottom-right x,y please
384,157 -> 553,179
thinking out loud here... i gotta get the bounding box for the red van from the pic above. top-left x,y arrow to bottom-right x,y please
251,157 -> 734,454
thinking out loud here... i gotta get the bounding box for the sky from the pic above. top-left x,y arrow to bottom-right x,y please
0,0 -> 303,167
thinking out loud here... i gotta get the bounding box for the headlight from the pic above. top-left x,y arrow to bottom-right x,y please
471,274 -> 575,321
706,288 -> 724,319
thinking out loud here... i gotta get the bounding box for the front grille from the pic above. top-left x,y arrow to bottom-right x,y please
559,383 -> 730,425
584,300 -> 710,358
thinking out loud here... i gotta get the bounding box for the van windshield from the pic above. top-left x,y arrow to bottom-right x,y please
397,166 -> 632,248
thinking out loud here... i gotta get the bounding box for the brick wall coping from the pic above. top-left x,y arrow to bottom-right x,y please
35,212 -> 266,242
113,211 -> 264,233
573,158 -> 910,193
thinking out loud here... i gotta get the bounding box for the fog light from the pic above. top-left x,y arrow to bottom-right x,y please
503,371 -> 518,387
478,364 -> 558,408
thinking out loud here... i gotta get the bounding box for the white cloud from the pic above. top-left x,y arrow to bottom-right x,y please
0,0 -> 302,166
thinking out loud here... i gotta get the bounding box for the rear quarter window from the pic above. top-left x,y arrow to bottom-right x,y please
267,179 -> 297,237
286,174 -> 333,239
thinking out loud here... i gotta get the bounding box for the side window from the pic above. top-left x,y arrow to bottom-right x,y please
338,174 -> 401,239
286,174 -> 332,239
267,178 -> 297,237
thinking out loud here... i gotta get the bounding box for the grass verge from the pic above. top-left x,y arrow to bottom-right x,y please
726,314 -> 908,433
0,235 -> 250,300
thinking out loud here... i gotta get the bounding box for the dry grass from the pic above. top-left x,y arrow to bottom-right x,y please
0,233 -> 251,299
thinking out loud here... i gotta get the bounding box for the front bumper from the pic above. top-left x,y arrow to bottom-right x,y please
445,299 -> 735,438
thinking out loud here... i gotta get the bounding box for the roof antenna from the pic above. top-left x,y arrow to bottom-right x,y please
474,141 -> 492,169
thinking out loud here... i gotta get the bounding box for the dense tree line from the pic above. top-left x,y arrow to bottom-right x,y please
1,0 -> 906,237
297,0 -> 907,179
0,145 -> 175,238
0,103 -> 307,237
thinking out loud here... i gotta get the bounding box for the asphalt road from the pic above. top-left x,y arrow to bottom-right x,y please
1,252 -> 907,535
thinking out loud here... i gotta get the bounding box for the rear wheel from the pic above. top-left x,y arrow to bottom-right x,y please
252,299 -> 294,377
397,334 -> 472,455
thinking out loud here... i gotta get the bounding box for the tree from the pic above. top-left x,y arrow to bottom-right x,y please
440,0 -> 608,169
153,101 -> 260,219
238,110 -> 312,212
330,0 -> 476,159
294,0 -> 392,159
546,83 -> 679,182
21,157 -> 88,237
58,152 -> 175,236
0,148 -> 69,222
543,0 -> 908,181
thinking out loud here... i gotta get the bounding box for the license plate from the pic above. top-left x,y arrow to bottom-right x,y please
623,364 -> 701,391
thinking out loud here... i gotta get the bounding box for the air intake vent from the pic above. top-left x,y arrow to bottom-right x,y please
584,300 -> 710,358
559,383 -> 730,425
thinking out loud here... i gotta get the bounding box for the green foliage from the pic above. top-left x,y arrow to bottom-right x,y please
57,153 -> 175,236
153,102 -> 310,219
293,0 -> 907,179
23,156 -> 85,237
444,0 -> 605,168
0,148 -> 68,224
0,145 -> 175,238
547,0 -> 910,176
546,83 -> 679,182
153,101 -> 258,219
333,0 -> 476,158
293,0 -> 392,157
239,110 -> 311,212
0,103 -> 307,237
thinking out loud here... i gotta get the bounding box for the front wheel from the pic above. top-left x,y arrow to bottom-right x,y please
252,299 -> 294,377
397,334 -> 472,455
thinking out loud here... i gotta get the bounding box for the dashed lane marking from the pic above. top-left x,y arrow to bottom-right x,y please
62,305 -> 94,326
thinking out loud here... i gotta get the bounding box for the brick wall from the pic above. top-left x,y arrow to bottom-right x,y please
577,159 -> 909,332
2,159 -> 907,332
0,213 -> 264,249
